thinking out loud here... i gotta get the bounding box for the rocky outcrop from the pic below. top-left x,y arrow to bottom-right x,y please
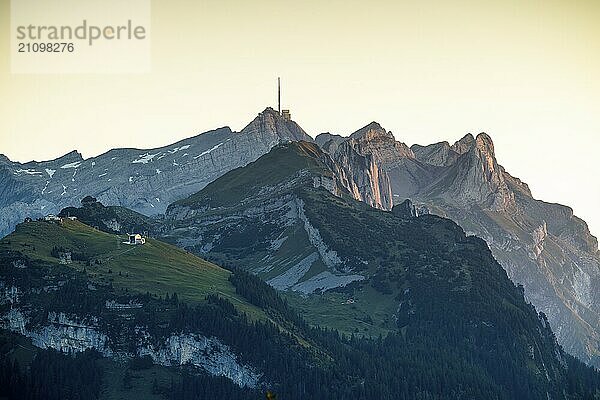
138,332 -> 261,388
411,141 -> 459,167
0,108 -> 312,238
328,138 -> 392,210
316,122 -> 411,211
346,122 -> 415,169
315,132 -> 346,154
392,199 -> 418,218
1,308 -> 260,388
427,133 -> 515,210
316,126 -> 600,367
1,310 -> 112,356
450,133 -> 476,154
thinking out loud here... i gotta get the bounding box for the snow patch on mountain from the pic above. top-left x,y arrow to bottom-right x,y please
61,161 -> 81,169
195,143 -> 224,159
132,153 -> 160,164
168,145 -> 190,154
14,168 -> 42,176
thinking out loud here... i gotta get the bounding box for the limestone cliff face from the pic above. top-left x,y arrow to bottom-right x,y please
327,138 -> 393,210
0,308 -> 261,388
346,122 -> 415,169
1,310 -> 112,355
427,133 -> 515,211
138,332 -> 261,388
315,122 -> 409,211
0,108 -> 312,238
316,125 -> 600,368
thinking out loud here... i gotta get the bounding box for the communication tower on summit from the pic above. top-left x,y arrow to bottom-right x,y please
277,77 -> 291,121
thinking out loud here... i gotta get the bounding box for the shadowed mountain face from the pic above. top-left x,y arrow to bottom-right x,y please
0,108 -> 311,238
317,126 -> 600,367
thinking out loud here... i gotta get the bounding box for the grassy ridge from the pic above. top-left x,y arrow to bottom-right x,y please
174,141 -> 327,208
0,219 -> 264,319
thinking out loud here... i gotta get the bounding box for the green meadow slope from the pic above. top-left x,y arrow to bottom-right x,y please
0,219 -> 263,318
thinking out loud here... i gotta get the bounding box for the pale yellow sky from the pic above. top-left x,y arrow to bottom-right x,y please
0,0 -> 599,236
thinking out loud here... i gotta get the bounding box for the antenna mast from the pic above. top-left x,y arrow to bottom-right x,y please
278,77 -> 281,115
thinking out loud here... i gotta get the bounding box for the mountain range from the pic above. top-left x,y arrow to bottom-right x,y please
1,107 -> 598,370
316,123 -> 600,366
2,159 -> 599,399
0,108 -> 310,238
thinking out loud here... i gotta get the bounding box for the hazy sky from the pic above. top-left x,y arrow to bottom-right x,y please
0,0 -> 598,237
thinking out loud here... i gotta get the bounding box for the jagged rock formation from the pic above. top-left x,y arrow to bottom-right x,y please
319,124 -> 412,210
316,127 -> 600,367
0,108 -> 311,238
392,199 -> 418,218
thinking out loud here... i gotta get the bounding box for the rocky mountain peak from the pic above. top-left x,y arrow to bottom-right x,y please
467,133 -> 502,184
18,149 -> 84,167
443,131 -> 515,211
345,123 -> 414,162
240,107 -> 313,142
411,141 -> 458,167
315,132 -> 343,146
451,133 -> 475,154
349,122 -> 394,141
0,154 -> 12,165
474,132 -> 495,155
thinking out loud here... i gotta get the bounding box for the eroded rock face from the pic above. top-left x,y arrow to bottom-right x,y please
411,141 -> 459,167
328,138 -> 393,210
316,122 -> 406,211
0,309 -> 261,388
0,108 -> 311,238
1,310 -> 112,356
430,133 -> 515,210
317,126 -> 600,367
138,332 -> 261,388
